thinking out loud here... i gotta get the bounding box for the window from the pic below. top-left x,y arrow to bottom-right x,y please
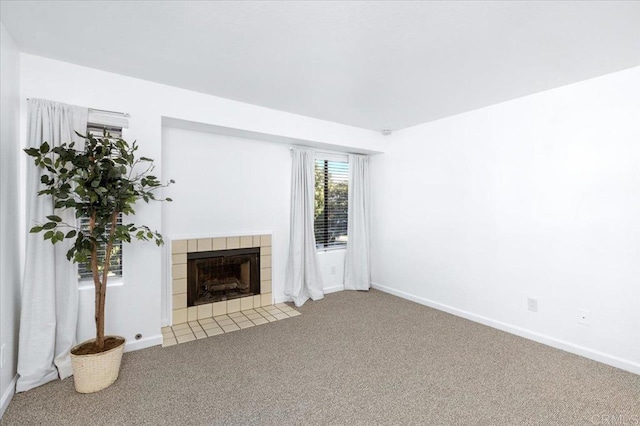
77,214 -> 124,280
314,157 -> 349,250
78,124 -> 124,280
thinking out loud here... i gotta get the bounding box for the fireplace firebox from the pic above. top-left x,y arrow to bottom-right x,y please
187,248 -> 260,306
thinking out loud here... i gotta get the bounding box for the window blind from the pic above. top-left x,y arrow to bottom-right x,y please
78,124 -> 124,280
314,158 -> 349,250
77,214 -> 123,280
87,123 -> 122,139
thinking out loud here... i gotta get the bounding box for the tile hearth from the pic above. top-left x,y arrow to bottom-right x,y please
162,304 -> 300,346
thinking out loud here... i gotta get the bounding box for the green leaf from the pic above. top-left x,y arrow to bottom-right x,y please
43,230 -> 54,240
66,230 -> 77,238
165,197 -> 173,202
54,231 -> 64,243
46,215 -> 62,222
42,222 -> 57,230
40,142 -> 50,154
30,226 -> 43,233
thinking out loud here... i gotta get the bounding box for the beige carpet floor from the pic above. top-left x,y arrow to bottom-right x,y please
2,289 -> 638,425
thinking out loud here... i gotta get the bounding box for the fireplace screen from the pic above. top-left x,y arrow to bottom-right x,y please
187,247 -> 260,306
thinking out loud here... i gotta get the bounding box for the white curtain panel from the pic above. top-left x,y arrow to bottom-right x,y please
284,147 -> 324,307
17,99 -> 88,392
344,154 -> 371,291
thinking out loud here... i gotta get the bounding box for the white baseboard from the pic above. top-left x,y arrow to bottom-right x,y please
1,375 -> 17,419
124,334 -> 162,353
371,282 -> 640,375
324,285 -> 344,294
273,285 -> 344,305
273,294 -> 292,304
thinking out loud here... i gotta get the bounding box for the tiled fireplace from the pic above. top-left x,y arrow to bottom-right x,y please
171,235 -> 273,324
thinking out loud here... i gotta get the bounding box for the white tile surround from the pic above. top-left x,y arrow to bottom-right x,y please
171,234 -> 273,325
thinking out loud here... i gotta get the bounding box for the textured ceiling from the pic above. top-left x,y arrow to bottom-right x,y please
2,1 -> 639,131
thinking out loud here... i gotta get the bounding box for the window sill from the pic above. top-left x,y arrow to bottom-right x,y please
78,276 -> 124,290
316,246 -> 347,253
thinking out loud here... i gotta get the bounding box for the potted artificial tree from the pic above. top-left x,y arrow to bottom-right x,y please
25,130 -> 173,393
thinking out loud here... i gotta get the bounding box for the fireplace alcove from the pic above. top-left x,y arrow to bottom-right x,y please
187,247 -> 260,306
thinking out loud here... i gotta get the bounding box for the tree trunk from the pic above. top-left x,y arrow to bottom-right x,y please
89,212 -> 105,352
96,211 -> 119,352
90,210 -> 119,353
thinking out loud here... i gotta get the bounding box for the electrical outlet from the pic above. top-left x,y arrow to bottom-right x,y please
578,309 -> 591,325
527,298 -> 538,312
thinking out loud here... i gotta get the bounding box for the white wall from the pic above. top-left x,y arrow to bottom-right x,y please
371,66 -> 640,373
20,54 -> 375,351
0,22 -> 21,416
317,250 -> 346,293
162,126 -> 347,302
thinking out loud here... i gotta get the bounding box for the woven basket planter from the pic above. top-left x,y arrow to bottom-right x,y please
70,336 -> 125,393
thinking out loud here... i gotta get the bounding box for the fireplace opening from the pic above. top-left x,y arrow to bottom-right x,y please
187,247 -> 260,306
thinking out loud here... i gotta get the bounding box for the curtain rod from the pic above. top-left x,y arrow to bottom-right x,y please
26,98 -> 130,117
289,147 -> 355,157
89,107 -> 130,118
